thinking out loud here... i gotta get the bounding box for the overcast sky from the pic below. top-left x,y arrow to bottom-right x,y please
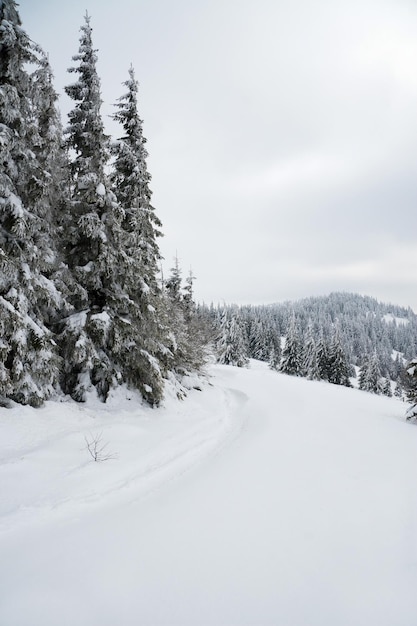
19,0 -> 417,310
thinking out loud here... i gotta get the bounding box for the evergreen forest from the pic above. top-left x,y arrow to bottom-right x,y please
208,292 -> 417,411
0,3 -> 207,406
1,1 -> 416,415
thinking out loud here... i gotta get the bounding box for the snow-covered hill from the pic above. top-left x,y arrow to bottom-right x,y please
1,361 -> 416,626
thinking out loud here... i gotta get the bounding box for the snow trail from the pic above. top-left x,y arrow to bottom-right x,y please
0,378 -> 247,532
1,362 -> 417,626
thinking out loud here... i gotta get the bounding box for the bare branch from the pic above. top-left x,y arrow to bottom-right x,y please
84,431 -> 118,462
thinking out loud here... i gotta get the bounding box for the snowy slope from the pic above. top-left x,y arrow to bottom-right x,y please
0,375 -> 244,533
0,362 -> 416,626
383,313 -> 410,326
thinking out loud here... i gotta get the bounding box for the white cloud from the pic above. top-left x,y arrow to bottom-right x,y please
19,0 -> 417,310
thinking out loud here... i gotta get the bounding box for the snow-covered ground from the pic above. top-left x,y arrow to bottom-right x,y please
1,361 -> 416,626
383,313 -> 410,326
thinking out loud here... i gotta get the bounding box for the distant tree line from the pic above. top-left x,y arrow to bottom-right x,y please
0,2 -> 207,407
207,293 -> 417,400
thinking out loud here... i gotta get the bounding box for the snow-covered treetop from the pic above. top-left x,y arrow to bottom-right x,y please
65,12 -> 109,178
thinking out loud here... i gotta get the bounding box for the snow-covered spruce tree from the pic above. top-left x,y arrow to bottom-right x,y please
359,352 -> 381,394
404,358 -> 417,420
217,309 -> 249,367
394,381 -> 404,400
165,255 -> 182,301
358,355 -> 369,391
302,322 -> 320,380
381,378 -> 392,397
110,66 -> 170,404
327,326 -> 351,387
393,353 -> 405,381
268,345 -> 281,371
164,259 -> 207,375
31,51 -> 78,318
31,51 -> 67,219
249,318 -> 269,361
268,325 -> 282,362
182,269 -> 195,315
244,312 -> 280,365
280,315 -> 302,376
181,269 -> 208,369
60,14 -> 129,402
316,333 -> 330,381
164,256 -> 187,372
0,0 -> 63,406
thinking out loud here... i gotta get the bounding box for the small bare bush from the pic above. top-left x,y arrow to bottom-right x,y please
84,431 -> 118,462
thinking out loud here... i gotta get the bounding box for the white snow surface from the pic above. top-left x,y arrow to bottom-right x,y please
96,183 -> 106,197
383,313 -> 410,326
0,361 -> 416,626
90,310 -> 111,326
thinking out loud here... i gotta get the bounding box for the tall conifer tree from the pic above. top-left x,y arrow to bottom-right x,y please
110,66 -> 169,404
61,13 -> 126,401
280,315 -> 302,376
327,326 -> 351,386
0,0 -> 62,405
164,258 -> 206,375
217,310 -> 249,367
303,322 -> 320,380
404,358 -> 417,420
359,352 -> 381,394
